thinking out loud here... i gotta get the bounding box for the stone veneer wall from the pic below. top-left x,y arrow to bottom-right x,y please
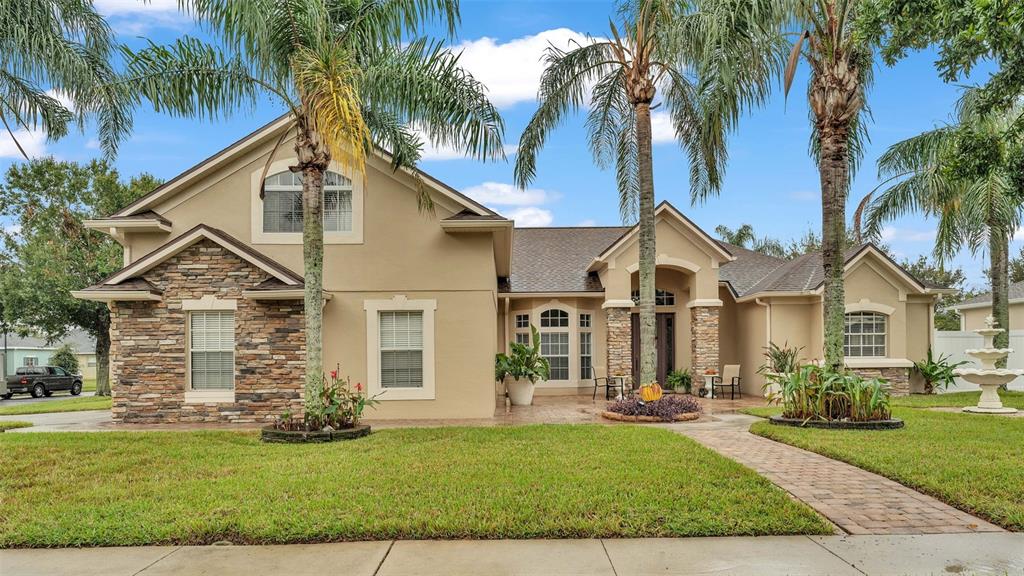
690,306 -> 720,377
109,240 -> 305,423
848,367 -> 910,397
605,307 -> 632,379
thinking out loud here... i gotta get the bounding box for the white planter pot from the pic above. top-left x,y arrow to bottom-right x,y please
506,377 -> 536,406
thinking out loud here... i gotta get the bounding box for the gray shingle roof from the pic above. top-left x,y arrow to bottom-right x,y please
444,210 -> 509,221
1,329 -> 95,353
955,281 -> 1024,308
504,228 -> 930,298
504,227 -> 629,293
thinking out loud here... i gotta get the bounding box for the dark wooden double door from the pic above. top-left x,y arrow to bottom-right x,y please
631,313 -> 675,387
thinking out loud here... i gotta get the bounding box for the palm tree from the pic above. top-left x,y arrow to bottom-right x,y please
514,0 -> 782,385
861,89 -> 1024,360
1,0 -> 131,160
782,0 -> 874,370
715,224 -> 786,258
120,0 -> 503,416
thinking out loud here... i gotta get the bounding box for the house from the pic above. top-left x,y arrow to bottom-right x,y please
74,116 -> 945,424
0,330 -> 97,380
948,283 -> 1024,331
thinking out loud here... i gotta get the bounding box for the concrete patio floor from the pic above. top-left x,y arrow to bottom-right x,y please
3,533 -> 1023,576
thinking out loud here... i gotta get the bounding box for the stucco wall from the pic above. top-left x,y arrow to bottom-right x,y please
961,305 -> 1024,331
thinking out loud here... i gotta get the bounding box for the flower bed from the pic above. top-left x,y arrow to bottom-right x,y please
602,394 -> 702,423
764,364 -> 903,428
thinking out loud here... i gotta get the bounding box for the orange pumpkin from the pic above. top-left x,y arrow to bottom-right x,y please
639,383 -> 663,402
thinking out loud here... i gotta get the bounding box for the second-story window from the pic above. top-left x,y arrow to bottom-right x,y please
263,171 -> 353,233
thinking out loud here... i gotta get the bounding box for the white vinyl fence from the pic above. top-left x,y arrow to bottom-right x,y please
932,330 -> 1024,392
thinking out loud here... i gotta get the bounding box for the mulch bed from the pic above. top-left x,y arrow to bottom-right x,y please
768,415 -> 904,430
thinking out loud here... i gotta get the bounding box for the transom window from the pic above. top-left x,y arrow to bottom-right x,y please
844,312 -> 887,357
262,170 -> 353,233
515,314 -> 530,329
540,309 -> 569,328
189,311 -> 235,390
579,313 -> 592,328
630,289 -> 675,306
380,311 -> 424,389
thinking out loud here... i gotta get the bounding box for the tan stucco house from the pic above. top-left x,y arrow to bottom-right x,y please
949,283 -> 1024,331
74,117 -> 945,423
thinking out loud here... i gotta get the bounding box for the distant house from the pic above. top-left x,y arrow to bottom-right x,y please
948,281 -> 1024,331
0,330 -> 97,379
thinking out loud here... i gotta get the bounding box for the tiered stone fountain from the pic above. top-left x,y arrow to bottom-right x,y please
955,316 -> 1021,414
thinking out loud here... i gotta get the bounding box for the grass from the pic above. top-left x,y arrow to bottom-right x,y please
749,408 -> 1024,531
0,425 -> 831,547
0,421 -> 32,431
82,378 -> 96,392
0,395 -> 111,416
891,390 -> 1024,409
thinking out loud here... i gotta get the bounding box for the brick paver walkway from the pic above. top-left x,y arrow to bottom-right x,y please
681,425 -> 1004,535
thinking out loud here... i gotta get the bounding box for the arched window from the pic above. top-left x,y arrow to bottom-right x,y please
539,308 -> 569,380
844,312 -> 887,357
630,289 -> 675,306
262,171 -> 353,233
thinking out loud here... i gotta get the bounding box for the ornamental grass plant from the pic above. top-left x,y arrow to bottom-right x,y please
765,365 -> 892,422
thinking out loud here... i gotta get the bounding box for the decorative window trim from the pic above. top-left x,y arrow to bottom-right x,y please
250,158 -> 364,245
364,296 -> 436,400
185,304 -> 236,404
845,298 -> 896,316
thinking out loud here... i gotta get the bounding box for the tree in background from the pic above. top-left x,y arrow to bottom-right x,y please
121,0 -> 503,416
1,0 -> 131,158
1008,246 -> 1024,284
714,224 -> 785,258
899,256 -> 969,331
51,344 -> 79,374
0,159 -> 158,395
861,0 -> 1024,113
516,0 -> 784,385
863,89 -> 1024,361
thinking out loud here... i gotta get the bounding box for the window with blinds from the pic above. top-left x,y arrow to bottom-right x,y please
262,171 -> 353,233
190,311 -> 234,390
844,312 -> 887,357
380,310 -> 424,389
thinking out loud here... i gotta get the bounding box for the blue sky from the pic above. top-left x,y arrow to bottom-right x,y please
0,0 -> 1003,289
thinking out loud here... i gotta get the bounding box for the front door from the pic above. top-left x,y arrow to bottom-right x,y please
631,313 -> 675,387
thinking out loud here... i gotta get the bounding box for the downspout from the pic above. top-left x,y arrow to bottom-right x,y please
503,296 -> 511,354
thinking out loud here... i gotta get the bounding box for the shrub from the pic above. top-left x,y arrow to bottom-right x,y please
606,395 -> 702,421
766,365 -> 892,422
50,344 -> 79,374
758,341 -> 802,375
914,349 -> 968,394
666,369 -> 692,393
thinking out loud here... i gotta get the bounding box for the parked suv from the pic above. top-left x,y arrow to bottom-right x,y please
3,366 -> 83,399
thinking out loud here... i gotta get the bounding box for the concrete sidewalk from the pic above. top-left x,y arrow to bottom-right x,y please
3,534 -> 1023,576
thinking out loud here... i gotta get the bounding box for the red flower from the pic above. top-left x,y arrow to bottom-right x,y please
355,382 -> 363,392
330,369 -> 338,380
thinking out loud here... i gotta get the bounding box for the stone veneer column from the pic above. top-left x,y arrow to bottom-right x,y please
690,306 -> 720,377
605,306 -> 632,378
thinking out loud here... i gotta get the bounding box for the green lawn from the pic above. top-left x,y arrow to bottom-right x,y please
891,390 -> 1024,409
82,378 -> 96,392
0,395 -> 111,416
0,425 -> 831,547
749,408 -> 1024,531
0,421 -> 32,431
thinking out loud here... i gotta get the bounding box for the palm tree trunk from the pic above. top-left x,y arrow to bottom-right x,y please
989,227 -> 1010,368
819,130 -> 850,371
296,125 -> 330,419
635,101 -> 657,386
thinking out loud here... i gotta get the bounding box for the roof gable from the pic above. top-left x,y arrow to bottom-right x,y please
103,225 -> 303,287
591,201 -> 734,267
112,115 -> 496,219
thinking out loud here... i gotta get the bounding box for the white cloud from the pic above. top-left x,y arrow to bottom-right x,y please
0,128 -> 47,159
452,28 -> 591,108
880,226 -> 936,243
85,138 -> 101,150
651,111 -> 676,144
94,0 -> 188,33
576,219 -> 597,227
462,182 -> 556,206
503,207 -> 553,227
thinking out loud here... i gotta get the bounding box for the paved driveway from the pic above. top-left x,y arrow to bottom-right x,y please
1,390 -> 96,406
0,410 -> 111,432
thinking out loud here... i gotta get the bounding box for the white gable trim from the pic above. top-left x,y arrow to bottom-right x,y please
104,226 -> 301,287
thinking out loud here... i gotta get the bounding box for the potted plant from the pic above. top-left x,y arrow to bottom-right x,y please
495,325 -> 550,406
758,341 -> 803,398
666,369 -> 692,394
